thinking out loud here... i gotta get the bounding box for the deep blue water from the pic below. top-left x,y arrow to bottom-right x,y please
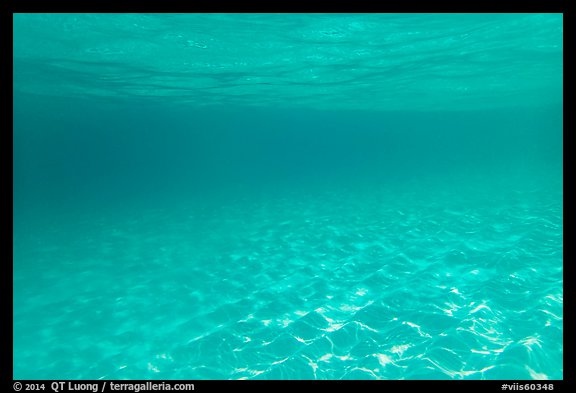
13,13 -> 563,380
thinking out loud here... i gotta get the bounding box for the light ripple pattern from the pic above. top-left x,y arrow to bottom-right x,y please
13,175 -> 563,380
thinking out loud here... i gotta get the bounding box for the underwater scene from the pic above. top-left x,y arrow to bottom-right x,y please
13,13 -> 563,380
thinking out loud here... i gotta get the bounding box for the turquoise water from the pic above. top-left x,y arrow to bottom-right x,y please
13,14 -> 563,380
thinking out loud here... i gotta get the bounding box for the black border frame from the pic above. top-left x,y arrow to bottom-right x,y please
6,0 -> 570,390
